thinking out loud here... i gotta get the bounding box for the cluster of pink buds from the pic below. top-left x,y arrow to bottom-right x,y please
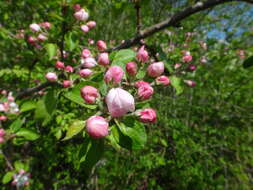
0,128 -> 6,144
236,49 -> 245,59
73,4 -> 96,34
12,169 -> 30,187
0,91 -> 19,116
27,22 -> 51,48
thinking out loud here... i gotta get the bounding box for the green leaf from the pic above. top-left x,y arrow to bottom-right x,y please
34,90 -> 57,125
136,70 -> 146,79
170,76 -> 184,95
62,120 -> 85,141
115,117 -> 147,150
14,161 -> 26,171
2,171 -> 14,184
16,128 -> 40,141
65,32 -> 78,51
9,117 -> 25,132
81,139 -> 104,174
243,56 -> 253,68
112,49 -> 136,72
45,43 -> 57,60
20,100 -> 36,113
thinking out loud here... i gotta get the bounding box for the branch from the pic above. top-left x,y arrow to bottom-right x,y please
16,82 -> 62,99
111,0 -> 253,51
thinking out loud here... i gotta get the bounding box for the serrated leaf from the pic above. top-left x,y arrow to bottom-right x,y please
45,43 -> 57,60
115,117 -> 147,150
170,76 -> 183,95
2,171 -> 14,184
16,128 -> 39,141
243,56 -> 253,68
63,120 -> 85,141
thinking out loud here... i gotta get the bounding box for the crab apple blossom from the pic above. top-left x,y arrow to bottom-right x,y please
174,63 -> 182,69
184,80 -> 196,87
8,95 -> 14,102
79,69 -> 92,78
27,36 -> 37,44
73,4 -> 81,11
86,116 -> 109,138
82,49 -> 91,58
81,57 -> 97,68
98,53 -> 110,66
81,25 -> 89,33
80,86 -> 99,104
187,64 -> 197,71
29,23 -> 41,32
87,21 -> 96,29
39,22 -> 51,29
0,128 -> 5,136
106,88 -> 135,117
200,56 -> 207,64
126,62 -> 138,76
156,76 -> 170,86
45,72 -> 57,82
137,82 -> 154,100
97,40 -> 107,51
147,62 -> 164,77
182,55 -> 193,63
55,61 -> 65,69
135,80 -> 150,88
138,108 -> 157,123
0,138 -> 4,144
104,66 -> 124,84
137,46 -> 149,63
63,80 -> 72,88
0,115 -> 7,121
37,34 -> 47,42
74,9 -> 89,21
65,65 -> 74,73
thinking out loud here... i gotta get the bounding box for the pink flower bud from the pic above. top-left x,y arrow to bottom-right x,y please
37,34 -> 47,42
79,69 -> 92,78
97,40 -> 107,51
45,72 -> 57,82
104,66 -> 124,84
3,102 -> 9,112
39,22 -> 51,29
184,80 -> 196,87
138,108 -> 156,123
106,88 -> 135,117
27,36 -> 37,44
82,49 -> 91,58
87,21 -> 96,29
134,81 -> 150,88
0,137 -> 4,144
174,63 -> 182,69
35,44 -> 42,49
0,116 -> 7,122
81,57 -> 97,68
80,86 -> 99,104
156,76 -> 170,86
55,61 -> 65,69
88,38 -> 94,45
137,46 -> 149,63
0,128 -> 5,136
147,62 -> 164,78
0,104 -> 5,112
200,56 -> 207,64
24,181 -> 30,186
19,169 -> 26,175
188,64 -> 197,71
11,180 -> 17,186
81,25 -> 89,33
137,82 -> 154,100
73,4 -> 81,11
29,23 -> 41,32
7,96 -> 14,102
182,55 -> 192,63
65,65 -> 74,73
74,9 -> 89,21
126,62 -> 137,76
63,80 -> 72,88
98,53 -> 110,66
86,116 -> 109,138
1,90 -> 7,95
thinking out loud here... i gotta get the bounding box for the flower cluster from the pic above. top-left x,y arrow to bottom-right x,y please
0,91 -> 19,121
12,169 -> 30,187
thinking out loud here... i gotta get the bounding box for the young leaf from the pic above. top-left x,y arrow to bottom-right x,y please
170,76 -> 184,95
2,171 -> 14,184
62,120 -> 85,141
45,43 -> 57,60
112,49 -> 136,72
16,128 -> 40,141
20,100 -> 36,113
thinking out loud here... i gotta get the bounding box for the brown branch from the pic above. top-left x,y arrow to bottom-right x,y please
111,0 -> 253,51
134,2 -> 141,34
16,82 -> 62,99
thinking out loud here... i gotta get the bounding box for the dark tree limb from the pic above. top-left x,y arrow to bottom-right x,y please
111,0 -> 253,51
